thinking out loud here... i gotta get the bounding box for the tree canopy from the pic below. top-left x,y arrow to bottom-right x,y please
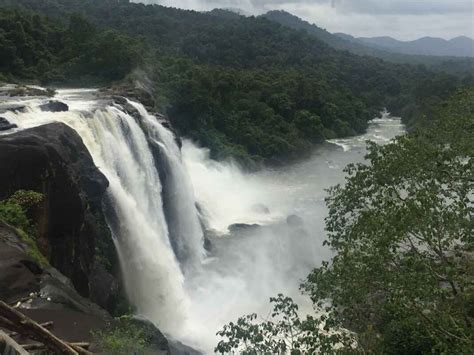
216,89 -> 474,353
0,8 -> 143,84
0,0 -> 472,165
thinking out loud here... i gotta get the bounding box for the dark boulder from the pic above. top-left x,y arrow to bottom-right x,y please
0,117 -> 17,131
104,78 -> 155,111
39,100 -> 69,112
0,104 -> 26,114
0,123 -> 118,311
286,214 -> 304,227
113,95 -> 141,120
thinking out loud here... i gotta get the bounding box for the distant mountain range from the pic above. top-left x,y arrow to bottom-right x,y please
336,34 -> 474,58
261,10 -> 474,68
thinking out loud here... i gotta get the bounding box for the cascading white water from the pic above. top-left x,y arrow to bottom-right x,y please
81,107 -> 190,332
127,101 -> 205,270
1,90 -> 197,334
2,88 -> 405,353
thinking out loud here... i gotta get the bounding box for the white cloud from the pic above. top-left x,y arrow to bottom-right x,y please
132,0 -> 474,40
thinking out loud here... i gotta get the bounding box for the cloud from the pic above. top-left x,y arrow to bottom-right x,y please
132,0 -> 474,40
329,0 -> 472,15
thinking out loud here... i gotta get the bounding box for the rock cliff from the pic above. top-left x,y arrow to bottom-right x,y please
0,123 -> 118,311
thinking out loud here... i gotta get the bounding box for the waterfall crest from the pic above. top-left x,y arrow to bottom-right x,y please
3,92 -> 205,334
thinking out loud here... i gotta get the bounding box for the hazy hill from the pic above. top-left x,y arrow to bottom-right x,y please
261,10 -> 387,57
262,10 -> 474,72
340,34 -> 474,58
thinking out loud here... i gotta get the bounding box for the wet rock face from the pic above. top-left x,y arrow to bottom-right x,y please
0,117 -> 17,131
0,221 -> 106,317
0,123 -> 113,304
0,219 -> 190,355
88,261 -> 119,314
0,221 -> 42,304
39,100 -> 69,112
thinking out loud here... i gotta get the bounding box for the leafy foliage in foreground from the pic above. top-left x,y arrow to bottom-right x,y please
216,90 -> 474,353
306,89 -> 474,353
93,322 -> 148,354
215,294 -> 354,354
92,316 -> 165,355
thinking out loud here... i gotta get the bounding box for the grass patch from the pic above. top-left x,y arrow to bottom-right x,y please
0,190 -> 48,266
92,317 -> 153,354
14,227 -> 49,267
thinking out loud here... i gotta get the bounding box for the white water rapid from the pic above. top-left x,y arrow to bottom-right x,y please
1,88 -> 404,353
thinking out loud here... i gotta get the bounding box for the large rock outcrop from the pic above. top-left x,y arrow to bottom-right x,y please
0,221 -> 109,317
0,123 -> 117,310
0,221 -> 175,355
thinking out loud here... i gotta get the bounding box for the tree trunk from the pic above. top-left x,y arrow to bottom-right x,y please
0,300 -> 78,354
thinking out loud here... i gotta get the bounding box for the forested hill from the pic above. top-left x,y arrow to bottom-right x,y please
262,10 -> 401,60
0,0 -> 472,166
343,34 -> 474,58
262,10 -> 474,75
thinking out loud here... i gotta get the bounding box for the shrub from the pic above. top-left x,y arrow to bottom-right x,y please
0,201 -> 30,232
92,317 -> 154,355
0,190 -> 47,266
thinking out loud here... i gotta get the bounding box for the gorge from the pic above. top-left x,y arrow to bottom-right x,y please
0,86 -> 404,353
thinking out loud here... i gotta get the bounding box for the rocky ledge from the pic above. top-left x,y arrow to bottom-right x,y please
0,85 -> 56,98
0,220 -> 173,354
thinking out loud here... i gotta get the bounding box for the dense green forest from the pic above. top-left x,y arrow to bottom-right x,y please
0,8 -> 143,84
0,0 -> 472,165
216,88 -> 474,354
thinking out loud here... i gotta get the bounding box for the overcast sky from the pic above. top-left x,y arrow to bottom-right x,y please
134,0 -> 473,40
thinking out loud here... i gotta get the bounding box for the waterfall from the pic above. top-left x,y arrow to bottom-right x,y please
2,91 -> 205,334
81,106 -> 190,332
2,89 -> 406,352
127,101 -> 206,270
